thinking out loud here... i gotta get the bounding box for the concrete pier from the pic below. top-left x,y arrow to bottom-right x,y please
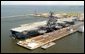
17,22 -> 84,50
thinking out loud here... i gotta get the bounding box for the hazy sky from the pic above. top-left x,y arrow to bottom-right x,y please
1,1 -> 84,5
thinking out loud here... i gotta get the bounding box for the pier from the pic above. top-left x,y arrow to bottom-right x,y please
17,22 -> 84,50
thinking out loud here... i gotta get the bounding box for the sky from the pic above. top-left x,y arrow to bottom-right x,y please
1,1 -> 84,5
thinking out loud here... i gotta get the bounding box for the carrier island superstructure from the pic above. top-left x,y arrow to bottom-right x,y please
10,12 -> 84,50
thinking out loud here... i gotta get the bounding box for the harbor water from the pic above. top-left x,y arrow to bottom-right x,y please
1,5 -> 84,53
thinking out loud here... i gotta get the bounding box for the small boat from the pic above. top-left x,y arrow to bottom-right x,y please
78,25 -> 84,32
41,42 -> 56,49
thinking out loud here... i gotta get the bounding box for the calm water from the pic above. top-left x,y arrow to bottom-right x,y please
1,5 -> 84,53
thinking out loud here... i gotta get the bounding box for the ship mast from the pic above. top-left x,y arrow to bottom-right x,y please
47,12 -> 57,28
